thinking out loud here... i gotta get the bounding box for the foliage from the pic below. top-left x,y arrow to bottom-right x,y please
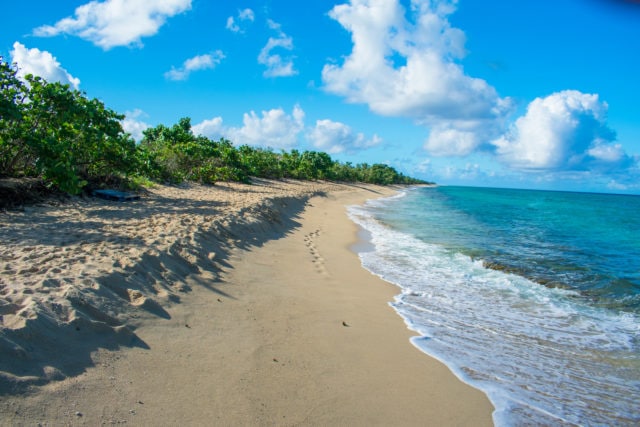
0,59 -> 30,177
239,146 -> 284,179
138,119 -> 249,184
1,56 -> 430,194
0,57 -> 136,194
135,119 -> 428,186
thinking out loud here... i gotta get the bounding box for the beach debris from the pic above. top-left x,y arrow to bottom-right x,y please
185,323 -> 191,328
75,411 -> 83,417
92,189 -> 140,202
342,321 -> 350,327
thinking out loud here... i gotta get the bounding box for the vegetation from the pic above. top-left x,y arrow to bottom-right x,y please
1,57 -> 430,195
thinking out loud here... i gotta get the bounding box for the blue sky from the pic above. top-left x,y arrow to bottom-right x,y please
3,0 -> 639,193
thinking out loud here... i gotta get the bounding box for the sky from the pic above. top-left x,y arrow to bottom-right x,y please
2,0 -> 640,194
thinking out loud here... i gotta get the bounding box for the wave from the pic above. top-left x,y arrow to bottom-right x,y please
348,198 -> 640,426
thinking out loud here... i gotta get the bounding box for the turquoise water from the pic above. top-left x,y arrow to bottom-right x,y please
348,186 -> 640,426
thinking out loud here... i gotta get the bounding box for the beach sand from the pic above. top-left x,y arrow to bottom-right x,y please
0,180 -> 493,425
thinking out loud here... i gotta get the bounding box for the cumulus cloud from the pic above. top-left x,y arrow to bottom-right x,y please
415,158 -> 433,174
606,180 -> 630,192
258,19 -> 297,77
33,0 -> 192,50
164,51 -> 225,81
587,142 -> 626,163
226,8 -> 255,33
10,42 -> 80,89
322,0 -> 511,155
434,161 -> 502,184
121,109 -> 151,141
191,116 -> 225,140
425,122 -> 490,157
491,90 -> 634,172
230,105 -> 304,148
308,119 -> 382,154
193,108 -> 382,153
194,105 -> 305,149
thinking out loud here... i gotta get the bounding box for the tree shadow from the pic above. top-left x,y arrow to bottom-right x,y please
0,187 -> 314,394
0,311 -> 149,395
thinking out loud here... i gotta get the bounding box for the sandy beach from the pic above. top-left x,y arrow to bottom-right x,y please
0,180 -> 493,425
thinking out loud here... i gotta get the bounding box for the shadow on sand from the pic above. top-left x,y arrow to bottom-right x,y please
0,188 -> 314,395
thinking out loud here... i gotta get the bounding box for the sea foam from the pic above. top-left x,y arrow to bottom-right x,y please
348,189 -> 640,426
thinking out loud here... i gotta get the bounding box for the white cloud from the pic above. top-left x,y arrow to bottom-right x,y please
322,0 -> 511,155
415,158 -> 432,174
10,42 -> 80,89
607,180 -> 628,191
425,123 -> 483,157
33,0 -> 192,50
258,19 -> 297,78
230,105 -> 304,148
239,8 -> 255,21
587,141 -> 625,163
308,119 -> 381,154
194,105 -> 305,149
164,51 -> 225,81
121,109 -> 150,141
194,108 -> 383,153
434,160 -> 501,184
491,90 -> 630,171
226,8 -> 255,33
192,116 -> 224,140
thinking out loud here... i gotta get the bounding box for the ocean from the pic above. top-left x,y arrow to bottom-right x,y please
348,186 -> 640,426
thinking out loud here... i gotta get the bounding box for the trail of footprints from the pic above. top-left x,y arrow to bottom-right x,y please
304,229 -> 328,275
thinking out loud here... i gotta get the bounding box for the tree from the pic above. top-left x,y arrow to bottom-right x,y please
138,120 -> 249,184
238,146 -> 283,179
0,58 -> 30,176
1,57 -> 431,192
300,151 -> 334,180
0,57 -> 136,193
139,118 -> 199,182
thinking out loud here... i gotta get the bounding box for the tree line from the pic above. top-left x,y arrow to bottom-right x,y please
1,58 -> 429,195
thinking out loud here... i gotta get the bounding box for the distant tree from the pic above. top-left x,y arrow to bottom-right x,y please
138,119 -> 249,184
238,146 -> 283,179
331,161 -> 358,182
215,138 -> 249,182
280,149 -> 303,179
300,151 -> 334,180
1,57 -> 431,193
139,117 -> 198,182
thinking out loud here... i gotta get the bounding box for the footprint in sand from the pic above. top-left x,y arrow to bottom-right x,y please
304,229 -> 327,275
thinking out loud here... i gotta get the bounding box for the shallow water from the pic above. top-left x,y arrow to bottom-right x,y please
348,186 -> 640,426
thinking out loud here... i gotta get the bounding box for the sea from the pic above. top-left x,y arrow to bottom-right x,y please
348,186 -> 640,426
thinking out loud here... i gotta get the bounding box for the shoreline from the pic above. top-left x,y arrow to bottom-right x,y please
346,187 -> 503,421
0,180 -> 493,425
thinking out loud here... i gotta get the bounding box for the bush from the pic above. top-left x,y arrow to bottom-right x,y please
1,56 -> 430,193
0,58 -> 136,194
